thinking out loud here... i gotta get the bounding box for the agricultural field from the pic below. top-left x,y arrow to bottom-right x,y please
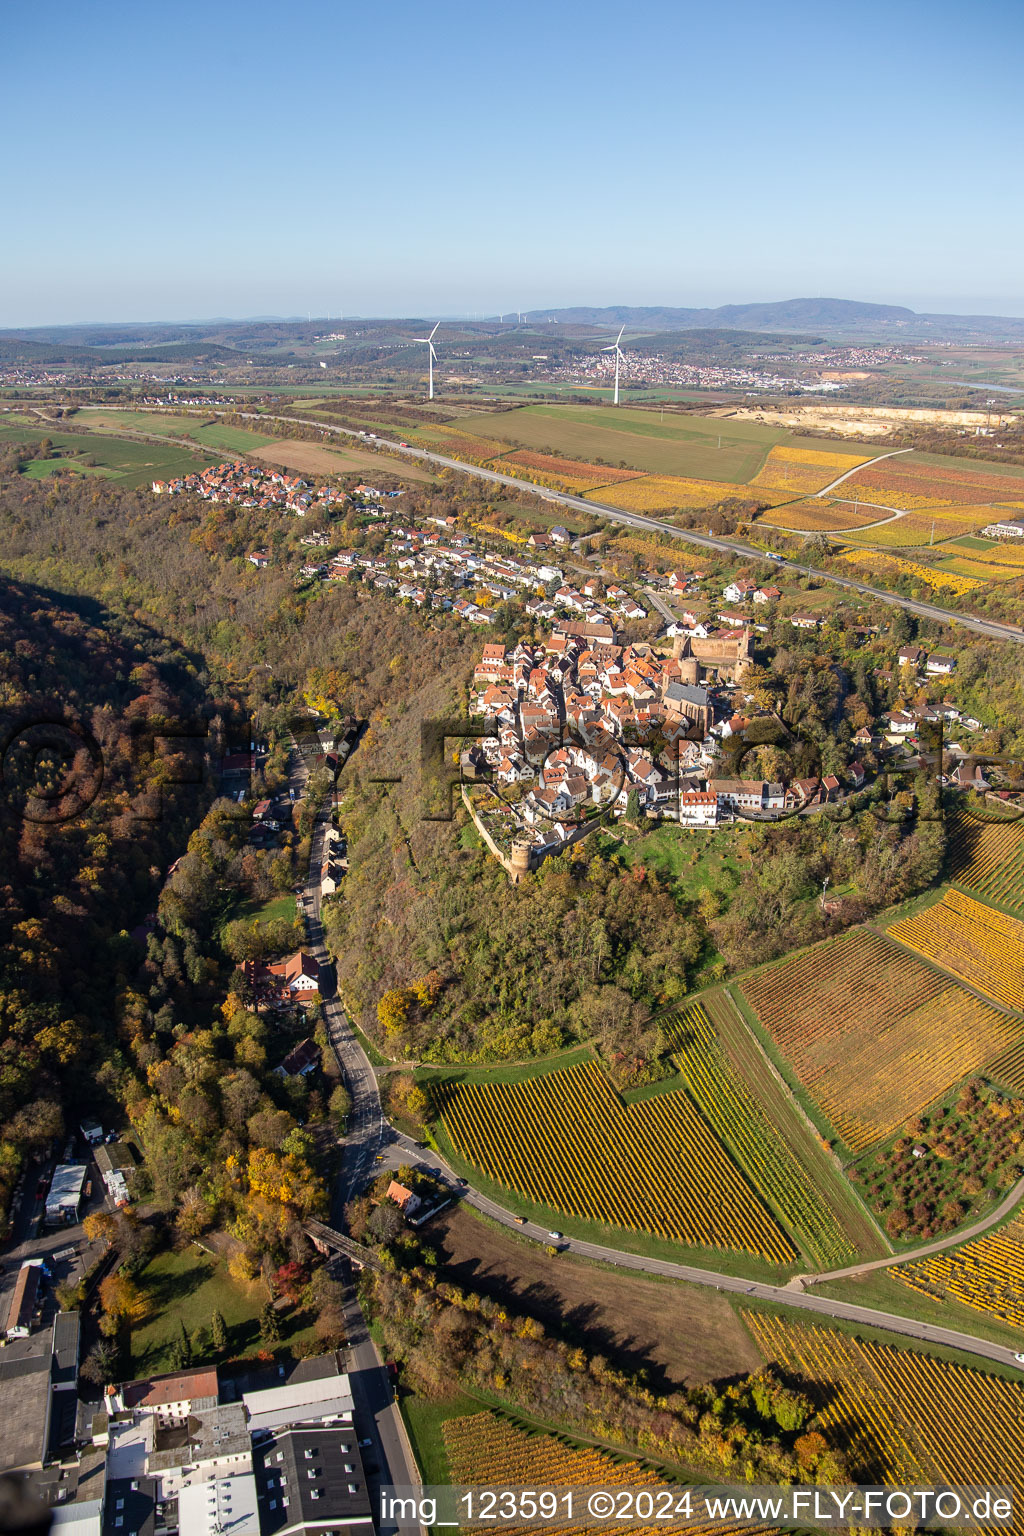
832,452 -> 1024,510
895,1216 -> 1024,1331
933,554 -> 1019,582
250,439 -> 436,484
0,420 -> 219,488
660,1002 -> 856,1266
745,1312 -> 1024,1508
432,1058 -> 796,1263
841,506 -> 1014,547
496,450 -> 644,489
947,808 -> 1024,916
739,928 -> 1021,1152
749,444 -> 871,495
888,889 -> 1024,1014
444,1414 -> 770,1534
75,408 -> 277,452
453,403 -> 877,483
838,548 -> 983,595
584,474 -> 773,512
757,498 -> 886,532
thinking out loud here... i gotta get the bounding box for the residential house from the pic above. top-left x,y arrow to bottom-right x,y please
790,612 -> 822,630
276,1039 -> 321,1080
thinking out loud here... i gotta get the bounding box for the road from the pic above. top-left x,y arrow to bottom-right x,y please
235,408 -> 1024,647
812,446 -> 915,498
285,740 -> 419,1507
90,403 -> 1024,646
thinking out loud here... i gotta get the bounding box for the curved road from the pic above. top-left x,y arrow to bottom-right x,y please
89,403 -> 1024,646
285,750 -> 1024,1379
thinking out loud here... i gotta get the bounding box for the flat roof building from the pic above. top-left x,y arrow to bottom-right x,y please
45,1164 -> 87,1225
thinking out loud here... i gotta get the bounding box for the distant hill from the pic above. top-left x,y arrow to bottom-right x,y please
523,298 -> 1024,340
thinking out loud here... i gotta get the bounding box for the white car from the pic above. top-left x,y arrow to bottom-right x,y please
1014,1352 -> 1024,1364
548,1231 -> 563,1241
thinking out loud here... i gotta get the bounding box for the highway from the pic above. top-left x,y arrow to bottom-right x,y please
237,408 -> 1024,647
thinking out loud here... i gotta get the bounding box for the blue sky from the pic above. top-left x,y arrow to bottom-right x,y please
5,0 -> 1024,325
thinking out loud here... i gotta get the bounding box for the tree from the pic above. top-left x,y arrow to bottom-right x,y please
170,1317 -> 193,1370
211,1310 -> 228,1355
81,1339 -> 120,1386
259,1301 -> 282,1346
329,1083 -> 352,1127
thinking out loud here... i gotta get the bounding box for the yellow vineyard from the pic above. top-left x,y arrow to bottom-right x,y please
889,889 -> 1024,1014
433,1058 -> 795,1262
444,1413 -> 771,1536
750,444 -> 870,495
746,1313 -> 1024,1517
583,474 -> 754,511
895,1217 -> 1024,1330
947,809 -> 1024,916
758,499 -> 883,532
839,548 -> 982,594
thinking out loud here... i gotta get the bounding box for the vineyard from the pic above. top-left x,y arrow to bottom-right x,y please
850,505 -> 1006,543
758,499 -> 883,532
739,928 -> 1020,1151
749,444 -> 870,495
432,1058 -> 796,1262
443,1413 -> 769,1536
838,548 -> 983,595
584,474 -> 767,512
499,450 -> 644,486
745,1313 -> 1024,1522
895,1216 -> 1024,1330
660,1003 -> 855,1265
947,810 -> 1024,916
835,455 -> 1024,508
888,889 -> 1024,1013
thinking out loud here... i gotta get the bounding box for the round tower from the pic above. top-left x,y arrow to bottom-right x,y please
509,836 -> 534,883
678,655 -> 699,685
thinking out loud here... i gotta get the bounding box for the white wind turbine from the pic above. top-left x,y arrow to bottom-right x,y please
602,325 -> 626,405
415,320 -> 440,399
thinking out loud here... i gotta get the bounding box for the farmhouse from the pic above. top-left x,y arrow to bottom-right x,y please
276,1038 -> 321,1079
244,951 -> 320,1007
386,1181 -> 422,1218
981,516 -> 1024,538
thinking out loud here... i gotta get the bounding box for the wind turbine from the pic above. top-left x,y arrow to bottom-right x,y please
415,321 -> 440,400
602,326 -> 626,405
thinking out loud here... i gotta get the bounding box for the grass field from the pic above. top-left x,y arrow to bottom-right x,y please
76,408 -> 276,452
452,403 -> 877,483
130,1246 -> 311,1374
21,457 -> 118,479
740,927 -> 1021,1152
0,420 -> 219,488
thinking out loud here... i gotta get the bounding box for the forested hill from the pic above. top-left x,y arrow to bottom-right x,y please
0,578 -> 217,1211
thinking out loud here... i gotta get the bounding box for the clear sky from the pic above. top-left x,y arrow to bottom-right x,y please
5,0 -> 1024,326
